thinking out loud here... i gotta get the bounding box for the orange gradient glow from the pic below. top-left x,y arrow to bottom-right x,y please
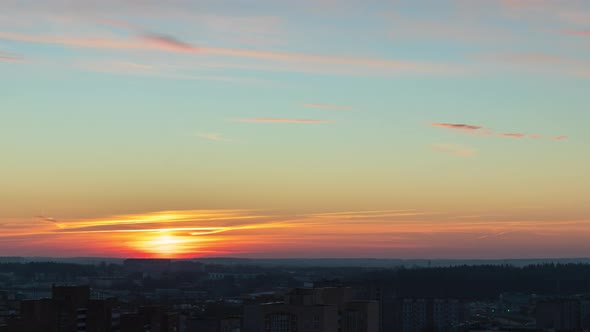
1,209 -> 590,259
133,231 -> 195,258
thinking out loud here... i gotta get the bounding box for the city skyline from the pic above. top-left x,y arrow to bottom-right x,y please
1,0 -> 589,258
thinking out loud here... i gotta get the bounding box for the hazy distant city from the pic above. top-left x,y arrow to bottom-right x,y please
1,257 -> 590,331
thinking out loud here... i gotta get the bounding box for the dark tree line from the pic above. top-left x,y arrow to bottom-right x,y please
355,263 -> 590,299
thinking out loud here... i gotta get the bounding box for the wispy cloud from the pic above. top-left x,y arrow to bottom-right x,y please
0,55 -> 23,61
432,143 -> 478,157
552,135 -> 569,141
233,118 -> 334,123
0,51 -> 24,62
34,216 -> 63,229
302,103 -> 352,110
429,123 -> 483,130
429,123 -> 566,141
195,133 -> 233,142
562,30 -> 590,35
140,33 -> 198,52
4,208 -> 590,258
0,31 -> 461,75
498,133 -> 527,139
35,216 -> 59,223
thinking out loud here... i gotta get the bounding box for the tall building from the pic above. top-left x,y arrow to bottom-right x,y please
76,299 -> 120,332
186,317 -> 240,332
536,299 -> 581,331
243,287 -> 378,332
53,285 -> 91,332
118,306 -> 179,332
398,298 -> 465,332
341,301 -> 379,332
244,301 -> 334,332
16,285 -> 123,332
364,284 -> 397,332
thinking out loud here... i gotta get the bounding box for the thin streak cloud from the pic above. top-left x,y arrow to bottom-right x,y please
498,133 -> 527,139
0,51 -> 24,61
0,31 -> 461,75
0,55 -> 23,61
429,123 -> 483,130
562,30 -> 590,35
35,216 -> 59,223
140,33 -> 198,52
552,136 -> 569,141
429,123 -> 567,141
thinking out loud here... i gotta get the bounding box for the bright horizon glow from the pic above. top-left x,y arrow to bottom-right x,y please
1,0 -> 589,259
136,232 -> 195,258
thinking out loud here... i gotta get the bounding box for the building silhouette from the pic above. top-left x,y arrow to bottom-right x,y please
243,287 -> 378,332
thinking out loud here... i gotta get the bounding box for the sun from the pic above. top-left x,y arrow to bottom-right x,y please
137,232 -> 191,258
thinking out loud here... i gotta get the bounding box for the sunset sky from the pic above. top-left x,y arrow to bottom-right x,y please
1,0 -> 589,259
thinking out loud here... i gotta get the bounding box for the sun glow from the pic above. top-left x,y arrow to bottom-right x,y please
137,232 -> 193,258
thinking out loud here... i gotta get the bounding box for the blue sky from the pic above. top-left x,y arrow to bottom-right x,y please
1,0 -> 589,258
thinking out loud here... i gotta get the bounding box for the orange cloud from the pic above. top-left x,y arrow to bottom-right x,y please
233,118 -> 334,123
3,209 -> 590,258
35,216 -> 59,223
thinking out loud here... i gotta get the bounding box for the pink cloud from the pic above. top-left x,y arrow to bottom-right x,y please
0,55 -> 24,62
0,50 -> 24,62
498,133 -> 527,139
552,136 -> 569,141
233,118 -> 334,124
429,123 -> 483,130
140,33 -> 198,52
562,30 -> 590,35
303,103 -> 352,110
0,31 -> 459,75
429,123 -> 566,142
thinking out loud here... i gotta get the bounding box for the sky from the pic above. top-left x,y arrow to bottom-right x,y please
1,0 -> 589,259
